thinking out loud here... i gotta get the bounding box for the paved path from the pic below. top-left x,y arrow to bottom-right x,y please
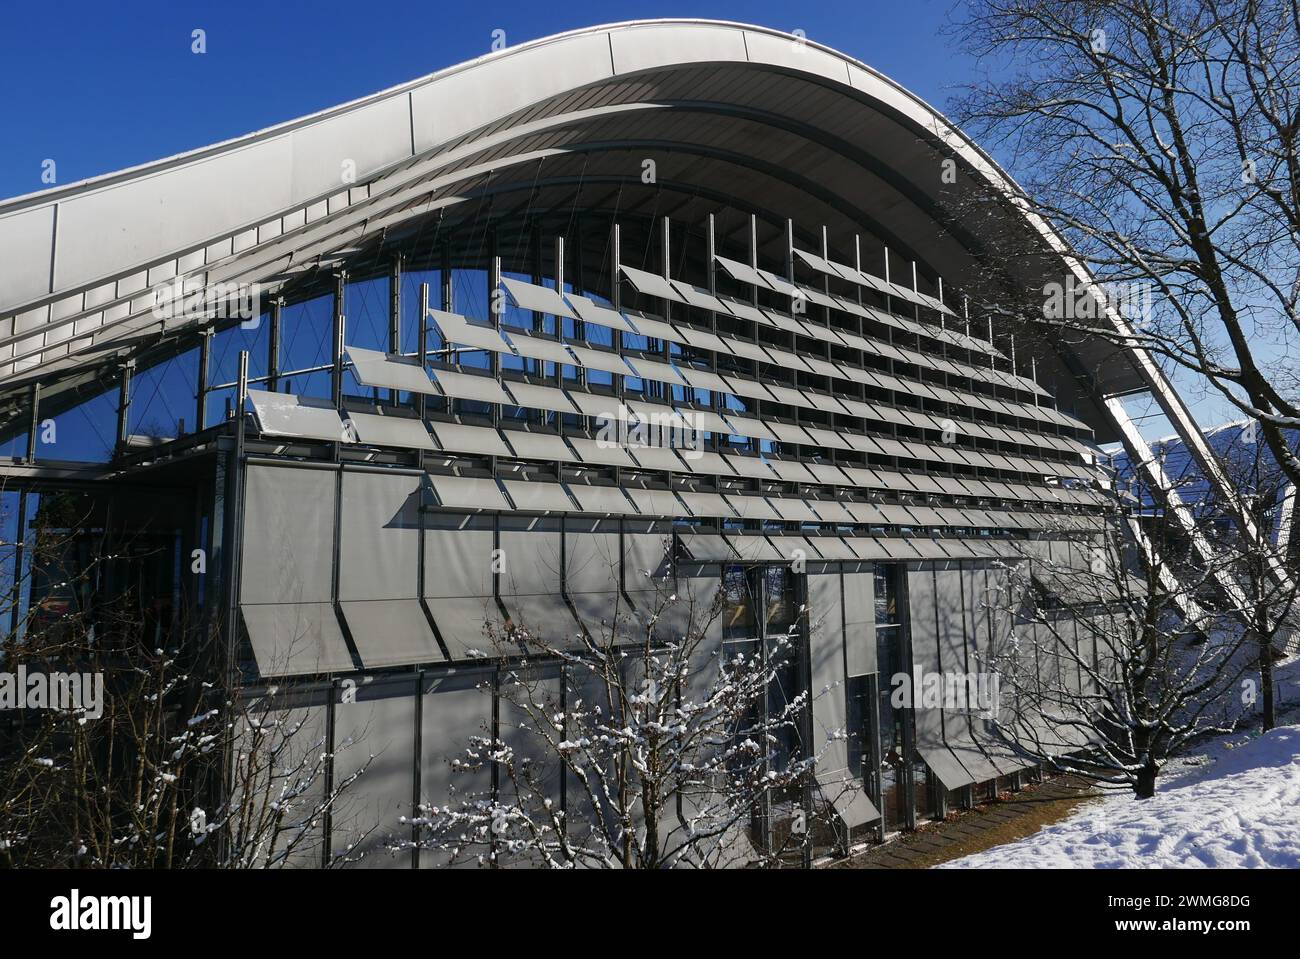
829,776 -> 1099,869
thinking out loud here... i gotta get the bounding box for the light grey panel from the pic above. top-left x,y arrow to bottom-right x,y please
427,422 -> 512,458
342,600 -> 442,668
0,204 -> 55,307
412,30 -> 614,153
248,389 -> 349,443
501,429 -> 573,460
241,464 -> 337,605
809,573 -> 850,777
567,436 -> 638,468
620,264 -> 683,302
501,276 -> 576,319
565,524 -> 622,593
496,670 -> 564,866
424,517 -> 494,599
429,368 -> 513,405
418,670 -> 493,868
498,523 -> 563,596
339,470 -> 421,601
502,479 -> 574,513
242,603 -> 355,677
624,531 -> 673,590
725,495 -> 782,522
333,675 -> 417,869
842,570 -> 877,676
566,293 -> 634,332
232,686 -> 330,867
908,567 -> 977,789
569,590 -> 634,643
425,597 -> 499,660
566,483 -> 635,515
426,474 -> 511,511
510,332 -> 577,367
346,411 -> 435,450
346,346 -> 437,395
427,309 -> 514,354
679,534 -> 736,562
501,594 -> 583,650
55,134 -> 294,293
502,380 -> 580,415
725,534 -> 783,561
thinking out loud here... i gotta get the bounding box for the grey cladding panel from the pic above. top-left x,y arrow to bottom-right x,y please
332,675 -> 418,869
842,570 -> 877,676
341,599 -> 442,668
424,518 -> 494,599
339,470 -> 421,602
242,602 -> 355,677
498,525 -> 563,596
242,464 -> 337,605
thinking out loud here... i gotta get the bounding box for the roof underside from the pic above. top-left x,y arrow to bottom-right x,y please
0,20 -> 1143,439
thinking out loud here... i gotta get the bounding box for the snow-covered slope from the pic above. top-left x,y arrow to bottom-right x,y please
941,725 -> 1300,868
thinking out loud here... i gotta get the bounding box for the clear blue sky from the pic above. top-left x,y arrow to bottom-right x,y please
0,0 -> 1229,437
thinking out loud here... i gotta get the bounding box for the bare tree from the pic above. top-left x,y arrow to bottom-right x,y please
0,489 -> 373,868
987,491 -> 1258,798
404,546 -> 854,868
1191,423 -> 1300,729
949,0 -> 1300,490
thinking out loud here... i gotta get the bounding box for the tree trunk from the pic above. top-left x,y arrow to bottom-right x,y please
1260,634 -> 1276,732
1134,759 -> 1158,799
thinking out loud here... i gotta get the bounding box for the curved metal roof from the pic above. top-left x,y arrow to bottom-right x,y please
0,19 -> 1147,434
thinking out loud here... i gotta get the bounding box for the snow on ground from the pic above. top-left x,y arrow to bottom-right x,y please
941,723 -> 1300,868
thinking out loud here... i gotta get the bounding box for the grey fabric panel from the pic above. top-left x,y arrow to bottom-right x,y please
623,530 -> 673,591
425,597 -> 499,660
842,570 -> 877,676
501,429 -> 573,460
339,470 -> 421,602
566,483 -> 635,515
333,675 -> 417,869
498,523 -> 563,596
341,599 -> 442,668
725,534 -> 784,561
569,590 -> 634,643
961,566 -> 1022,775
429,368 -> 513,405
424,517 -> 494,598
908,567 -> 976,789
496,670 -> 564,866
419,670 -> 493,868
428,422 -> 512,458
564,523 -> 622,593
242,603 -> 355,677
345,411 -> 436,450
681,574 -> 725,706
346,346 -> 437,394
809,573 -> 850,777
502,380 -> 580,415
232,686 -> 330,867
818,767 -> 881,829
427,474 -> 511,511
500,594 -> 584,650
501,275 -> 577,319
502,479 -> 574,513
241,464 -> 337,605
678,533 -> 737,562
248,389 -> 349,442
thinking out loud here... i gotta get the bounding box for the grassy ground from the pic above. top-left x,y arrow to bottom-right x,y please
830,776 -> 1100,869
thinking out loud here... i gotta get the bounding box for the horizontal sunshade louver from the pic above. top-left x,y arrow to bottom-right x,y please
425,474 -> 511,511
248,389 -> 351,443
242,603 -> 355,677
344,410 -> 435,450
426,309 -> 514,354
427,421 -> 512,457
428,367 -> 514,405
346,346 -> 438,395
500,276 -> 577,319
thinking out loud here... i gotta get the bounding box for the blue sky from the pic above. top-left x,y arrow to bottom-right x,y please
0,0 -> 1230,437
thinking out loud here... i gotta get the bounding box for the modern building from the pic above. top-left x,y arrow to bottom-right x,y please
0,20 -> 1237,865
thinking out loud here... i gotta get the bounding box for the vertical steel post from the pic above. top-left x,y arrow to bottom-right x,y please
197,328 -> 212,431
332,272 -> 347,408
389,255 -> 403,404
